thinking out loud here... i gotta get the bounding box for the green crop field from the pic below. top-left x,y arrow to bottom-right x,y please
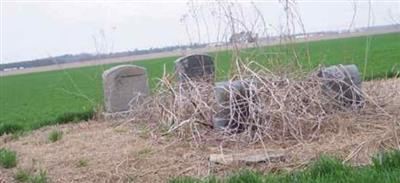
0,32 -> 399,134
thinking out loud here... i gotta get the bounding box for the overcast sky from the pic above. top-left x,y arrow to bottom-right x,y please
1,0 -> 399,64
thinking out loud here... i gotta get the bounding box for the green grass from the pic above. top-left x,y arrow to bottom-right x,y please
30,170 -> 48,183
0,122 -> 24,135
0,148 -> 17,168
14,169 -> 31,182
13,169 -> 48,183
76,159 -> 88,168
48,130 -> 63,142
0,32 -> 399,133
169,150 -> 400,183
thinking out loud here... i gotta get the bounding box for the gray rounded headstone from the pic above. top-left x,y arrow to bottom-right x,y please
103,65 -> 149,113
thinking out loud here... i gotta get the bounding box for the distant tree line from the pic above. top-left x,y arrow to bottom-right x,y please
0,43 -> 207,71
1,24 -> 398,72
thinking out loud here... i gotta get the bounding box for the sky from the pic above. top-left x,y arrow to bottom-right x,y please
1,0 -> 399,64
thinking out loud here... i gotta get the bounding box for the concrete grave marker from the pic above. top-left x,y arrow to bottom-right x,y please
175,54 -> 215,82
317,64 -> 364,107
213,80 -> 255,131
103,65 -> 149,113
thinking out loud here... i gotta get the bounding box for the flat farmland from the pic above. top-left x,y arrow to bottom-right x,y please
0,32 -> 399,132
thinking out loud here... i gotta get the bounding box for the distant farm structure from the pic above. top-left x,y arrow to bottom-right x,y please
229,31 -> 258,43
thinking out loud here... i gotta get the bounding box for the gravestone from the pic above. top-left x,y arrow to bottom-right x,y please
213,80 -> 254,131
175,54 -> 215,82
317,64 -> 363,107
103,65 -> 149,113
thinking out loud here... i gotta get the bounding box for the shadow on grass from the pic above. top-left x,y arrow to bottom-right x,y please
30,110 -> 94,130
170,150 -> 400,183
0,123 -> 24,136
0,110 -> 94,136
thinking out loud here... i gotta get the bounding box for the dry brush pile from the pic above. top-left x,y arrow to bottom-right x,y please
115,61 -> 399,151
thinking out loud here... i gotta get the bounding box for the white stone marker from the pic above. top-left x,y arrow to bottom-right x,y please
103,65 -> 149,113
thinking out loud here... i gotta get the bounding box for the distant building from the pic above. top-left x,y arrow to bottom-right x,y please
3,67 -> 18,72
229,31 -> 258,43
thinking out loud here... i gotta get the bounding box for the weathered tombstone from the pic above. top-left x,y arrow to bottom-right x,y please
213,80 -> 254,131
317,64 -> 364,107
103,65 -> 149,113
175,54 -> 215,82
